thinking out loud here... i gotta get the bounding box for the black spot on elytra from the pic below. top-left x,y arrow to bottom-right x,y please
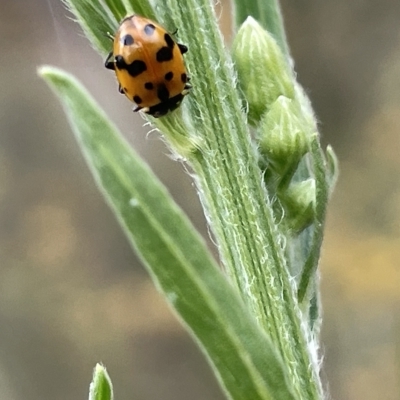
156,47 -> 173,62
115,55 -> 147,77
181,73 -> 187,83
133,95 -> 142,104
164,33 -> 175,49
144,24 -> 156,35
129,61 -> 147,76
157,84 -> 170,102
147,93 -> 184,117
121,34 -> 134,46
165,72 -> 173,81
144,82 -> 154,90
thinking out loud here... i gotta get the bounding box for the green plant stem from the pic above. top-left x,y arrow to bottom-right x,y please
63,0 -> 326,396
154,0 -> 323,398
41,65 -> 299,400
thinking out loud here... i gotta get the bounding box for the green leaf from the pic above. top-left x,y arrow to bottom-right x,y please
64,0 -> 156,54
39,66 -> 297,400
62,0 -> 118,54
297,136 -> 329,304
133,1 -> 323,397
89,364 -> 113,400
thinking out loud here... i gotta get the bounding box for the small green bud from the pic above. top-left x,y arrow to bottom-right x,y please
89,364 -> 113,400
283,179 -> 316,233
259,96 -> 312,177
232,16 -> 295,124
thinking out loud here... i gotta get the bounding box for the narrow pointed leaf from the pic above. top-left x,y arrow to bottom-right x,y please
64,0 -> 155,54
298,136 -> 329,303
89,364 -> 113,400
39,66 -> 297,400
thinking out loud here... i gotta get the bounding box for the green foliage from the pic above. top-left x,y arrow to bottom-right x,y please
39,0 -> 338,398
40,66 -> 298,400
89,364 -> 113,400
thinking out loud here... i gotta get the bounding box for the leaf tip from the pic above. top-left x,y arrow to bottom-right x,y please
37,64 -> 57,78
89,363 -> 113,400
37,65 -> 79,94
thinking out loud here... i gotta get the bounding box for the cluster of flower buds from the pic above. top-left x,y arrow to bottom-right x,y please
233,17 -> 323,233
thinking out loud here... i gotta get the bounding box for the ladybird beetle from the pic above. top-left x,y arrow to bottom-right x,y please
105,15 -> 191,118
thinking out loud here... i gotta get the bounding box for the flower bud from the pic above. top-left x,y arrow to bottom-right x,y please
283,178 -> 316,233
232,16 -> 295,124
259,96 -> 312,177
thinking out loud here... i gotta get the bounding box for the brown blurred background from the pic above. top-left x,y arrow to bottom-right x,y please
1,0 -> 399,399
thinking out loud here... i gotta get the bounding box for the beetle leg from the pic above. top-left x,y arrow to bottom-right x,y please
105,52 -> 115,70
178,43 -> 188,55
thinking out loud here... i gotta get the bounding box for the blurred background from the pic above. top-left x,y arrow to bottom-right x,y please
1,0 -> 399,399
